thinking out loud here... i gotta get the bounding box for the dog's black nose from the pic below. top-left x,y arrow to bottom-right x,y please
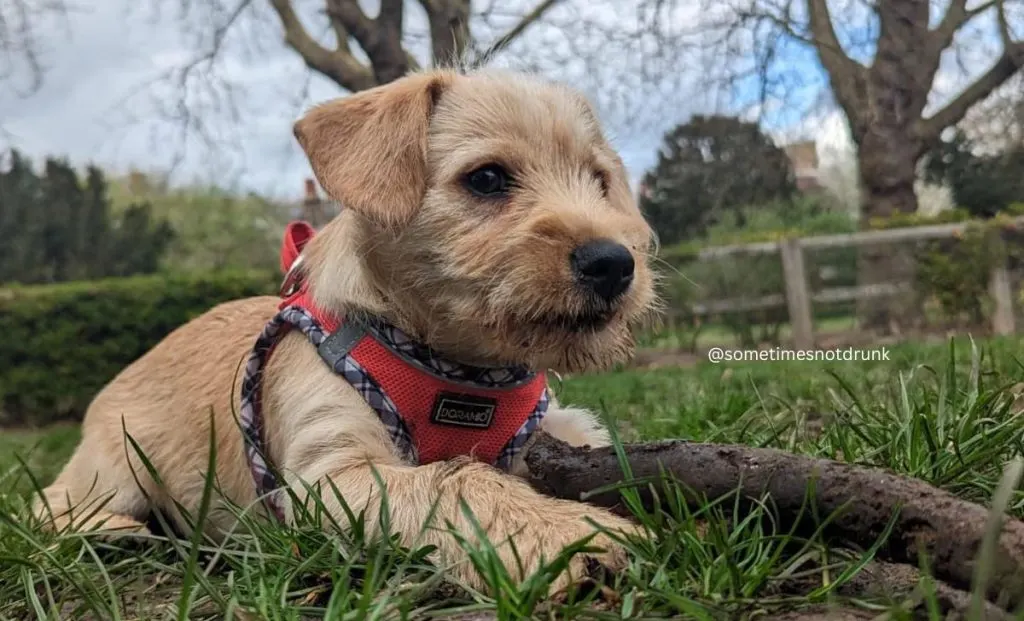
570,239 -> 635,302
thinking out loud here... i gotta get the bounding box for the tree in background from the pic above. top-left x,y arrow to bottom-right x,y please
107,171 -> 294,273
1,1 -> 70,144
692,0 -> 1023,220
685,0 -> 1023,332
113,0 -> 695,180
9,0 -> 1020,222
640,115 -> 796,245
927,73 -> 1024,217
923,130 -> 1024,218
958,74 -> 1024,156
0,150 -> 173,285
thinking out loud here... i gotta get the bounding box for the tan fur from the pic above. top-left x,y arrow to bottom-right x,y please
36,68 -> 659,593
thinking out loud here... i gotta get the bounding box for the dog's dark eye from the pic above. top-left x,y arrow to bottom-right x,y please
465,165 -> 510,197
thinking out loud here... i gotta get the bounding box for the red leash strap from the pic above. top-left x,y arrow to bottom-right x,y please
280,221 -> 316,273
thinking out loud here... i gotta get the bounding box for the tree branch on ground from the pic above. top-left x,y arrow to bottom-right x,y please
523,431 -> 1024,612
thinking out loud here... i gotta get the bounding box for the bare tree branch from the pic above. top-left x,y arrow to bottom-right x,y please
475,0 -> 562,64
931,0 -> 998,51
269,0 -> 376,92
806,0 -> 868,121
325,0 -> 375,52
323,0 -> 415,82
325,6 -> 352,54
0,0 -> 67,98
918,43 -> 1024,140
365,0 -> 410,83
958,73 -> 1024,152
996,0 -> 1024,62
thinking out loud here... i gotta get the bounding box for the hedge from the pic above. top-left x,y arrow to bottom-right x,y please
0,271 -> 277,426
659,202 -> 1024,264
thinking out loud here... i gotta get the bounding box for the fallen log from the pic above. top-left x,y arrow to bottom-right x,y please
523,432 -> 1024,610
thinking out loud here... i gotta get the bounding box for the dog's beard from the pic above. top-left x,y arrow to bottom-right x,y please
548,323 -> 637,373
392,268 -> 657,372
510,299 -> 618,333
480,306 -> 642,373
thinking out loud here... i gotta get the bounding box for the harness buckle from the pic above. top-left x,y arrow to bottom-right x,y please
279,254 -> 305,297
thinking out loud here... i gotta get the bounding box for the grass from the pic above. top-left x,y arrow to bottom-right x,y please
0,424 -> 80,497
636,314 -> 858,351
4,334 -> 1024,618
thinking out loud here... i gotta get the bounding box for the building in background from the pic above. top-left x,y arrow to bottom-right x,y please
783,141 -> 823,193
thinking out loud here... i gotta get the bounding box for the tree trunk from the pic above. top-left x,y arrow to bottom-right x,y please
857,142 -> 920,221
855,135 -> 924,333
369,0 -> 410,84
852,11 -> 931,333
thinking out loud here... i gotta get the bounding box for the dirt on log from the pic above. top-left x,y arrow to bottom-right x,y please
522,432 -> 1024,610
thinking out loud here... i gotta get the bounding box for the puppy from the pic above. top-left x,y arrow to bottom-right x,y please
35,68 -> 659,592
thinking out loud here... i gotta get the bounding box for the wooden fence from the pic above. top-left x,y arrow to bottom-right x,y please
690,217 -> 1024,349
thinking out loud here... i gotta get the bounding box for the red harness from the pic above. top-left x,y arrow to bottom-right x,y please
241,223 -> 548,503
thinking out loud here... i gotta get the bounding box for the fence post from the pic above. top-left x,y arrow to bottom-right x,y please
989,232 -> 1016,336
779,238 -> 815,350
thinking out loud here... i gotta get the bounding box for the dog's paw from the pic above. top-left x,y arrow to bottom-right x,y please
451,503 -> 638,594
544,510 -> 636,593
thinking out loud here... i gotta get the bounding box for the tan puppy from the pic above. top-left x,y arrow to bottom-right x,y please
36,68 -> 659,592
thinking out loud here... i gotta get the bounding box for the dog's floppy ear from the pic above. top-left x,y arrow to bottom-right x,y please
293,71 -> 453,230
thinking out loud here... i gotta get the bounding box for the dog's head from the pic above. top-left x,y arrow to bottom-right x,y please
294,69 -> 659,373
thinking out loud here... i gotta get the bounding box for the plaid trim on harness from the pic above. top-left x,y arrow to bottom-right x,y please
363,317 -> 536,388
239,305 -> 549,520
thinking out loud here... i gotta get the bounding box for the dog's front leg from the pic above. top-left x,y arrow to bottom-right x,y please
262,335 -> 635,592
281,438 -> 635,593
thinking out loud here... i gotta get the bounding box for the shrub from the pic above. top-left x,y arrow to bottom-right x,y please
654,206 -> 1024,343
913,225 -> 1000,327
652,197 -> 855,345
0,271 -> 276,426
682,254 -> 788,348
658,196 -> 856,267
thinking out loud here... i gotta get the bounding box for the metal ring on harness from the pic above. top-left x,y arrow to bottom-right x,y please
279,254 -> 306,297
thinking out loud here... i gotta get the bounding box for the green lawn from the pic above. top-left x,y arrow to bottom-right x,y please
0,424 -> 80,497
3,335 -> 1024,618
636,314 -> 859,351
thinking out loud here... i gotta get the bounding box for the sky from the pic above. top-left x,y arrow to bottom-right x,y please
0,0 -> 1015,202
